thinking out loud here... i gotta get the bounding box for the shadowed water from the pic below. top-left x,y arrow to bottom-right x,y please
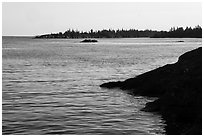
2,37 -> 201,134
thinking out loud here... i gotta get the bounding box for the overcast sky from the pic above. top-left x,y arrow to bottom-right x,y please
2,2 -> 202,36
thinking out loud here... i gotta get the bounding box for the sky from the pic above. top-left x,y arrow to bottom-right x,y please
2,2 -> 202,36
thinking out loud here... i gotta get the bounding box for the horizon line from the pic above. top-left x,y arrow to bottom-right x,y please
3,25 -> 202,37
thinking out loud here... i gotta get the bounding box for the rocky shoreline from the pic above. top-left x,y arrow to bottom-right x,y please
100,47 -> 202,135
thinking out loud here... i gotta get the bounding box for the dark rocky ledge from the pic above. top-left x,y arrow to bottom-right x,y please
100,47 -> 202,135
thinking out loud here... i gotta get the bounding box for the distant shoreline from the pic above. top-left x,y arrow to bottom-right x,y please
2,36 -> 202,39
34,26 -> 202,39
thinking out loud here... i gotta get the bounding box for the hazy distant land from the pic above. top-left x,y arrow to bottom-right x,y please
35,26 -> 202,39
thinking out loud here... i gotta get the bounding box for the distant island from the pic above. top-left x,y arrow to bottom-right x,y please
35,26 -> 202,39
80,39 -> 98,43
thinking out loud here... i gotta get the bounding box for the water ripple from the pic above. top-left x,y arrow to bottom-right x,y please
3,37 -> 200,135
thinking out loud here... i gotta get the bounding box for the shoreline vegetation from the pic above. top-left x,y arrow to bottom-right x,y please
35,26 -> 202,39
100,47 -> 202,135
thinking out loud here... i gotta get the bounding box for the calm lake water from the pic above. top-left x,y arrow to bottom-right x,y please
2,37 -> 201,135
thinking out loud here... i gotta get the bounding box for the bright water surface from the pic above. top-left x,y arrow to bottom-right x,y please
2,37 -> 202,135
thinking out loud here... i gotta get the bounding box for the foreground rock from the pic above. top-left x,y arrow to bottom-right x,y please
100,47 -> 202,135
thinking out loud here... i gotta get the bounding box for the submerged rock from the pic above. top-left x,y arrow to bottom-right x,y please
100,47 -> 202,135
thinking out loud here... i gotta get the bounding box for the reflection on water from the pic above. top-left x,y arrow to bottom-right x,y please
2,37 -> 201,134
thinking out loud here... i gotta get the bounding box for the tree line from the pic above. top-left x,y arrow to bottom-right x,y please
152,25 -> 202,38
35,25 -> 202,39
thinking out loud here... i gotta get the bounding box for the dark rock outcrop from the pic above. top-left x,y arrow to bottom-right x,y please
100,47 -> 202,135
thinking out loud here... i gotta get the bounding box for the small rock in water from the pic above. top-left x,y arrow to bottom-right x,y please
176,40 -> 184,42
80,39 -> 98,43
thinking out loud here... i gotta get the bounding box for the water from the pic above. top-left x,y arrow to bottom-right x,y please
2,37 -> 201,135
